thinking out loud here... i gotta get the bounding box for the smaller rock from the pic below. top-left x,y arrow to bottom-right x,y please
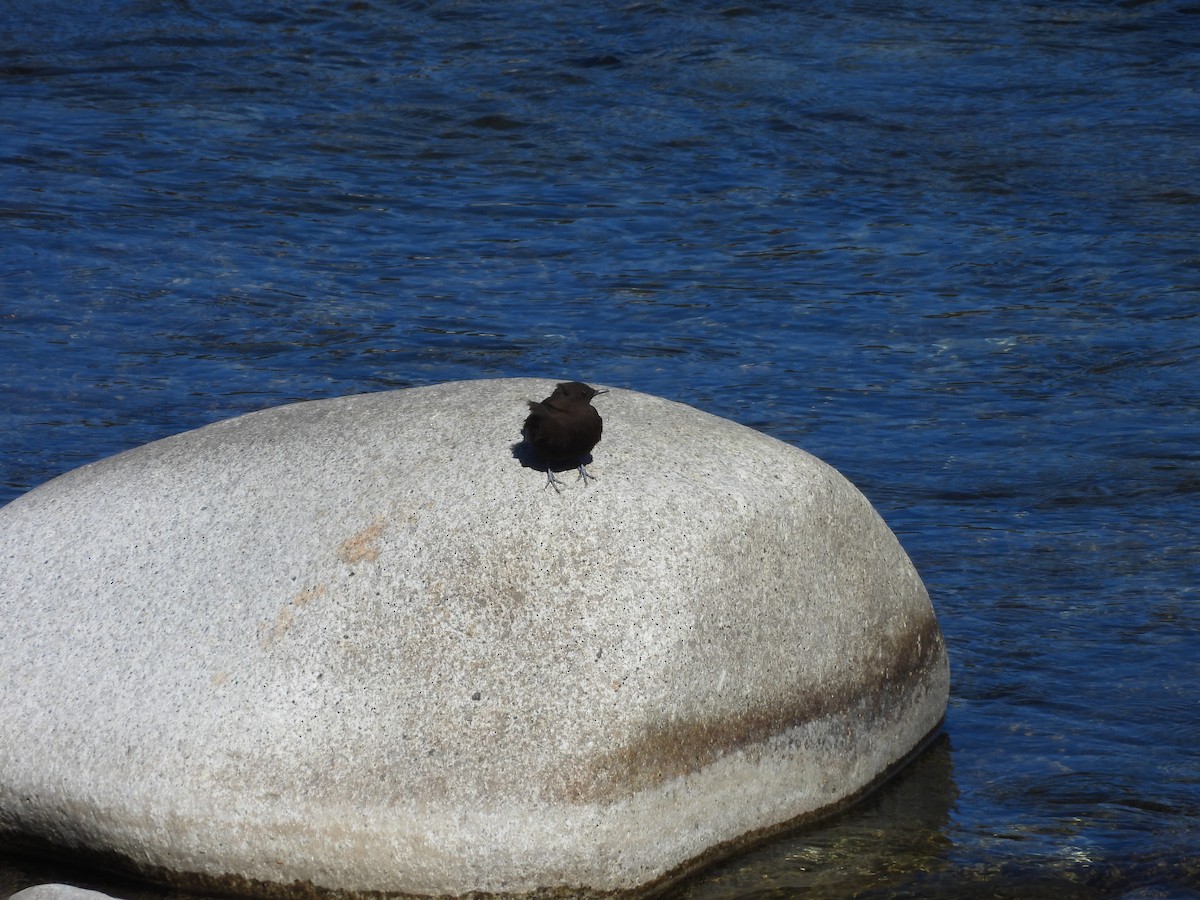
11,886 -> 121,900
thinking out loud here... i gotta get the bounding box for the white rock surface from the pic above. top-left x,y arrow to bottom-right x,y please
0,379 -> 948,898
10,886 -> 118,900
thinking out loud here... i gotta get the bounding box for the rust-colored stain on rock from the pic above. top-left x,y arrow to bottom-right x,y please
295,584 -> 327,606
259,584 -> 329,647
338,519 -> 386,565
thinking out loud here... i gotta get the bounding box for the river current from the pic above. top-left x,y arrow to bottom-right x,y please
2,1 -> 1198,897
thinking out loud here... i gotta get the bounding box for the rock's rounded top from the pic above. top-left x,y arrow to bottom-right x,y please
0,379 -> 947,897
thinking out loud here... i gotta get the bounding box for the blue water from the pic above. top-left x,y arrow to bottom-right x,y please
2,0 -> 1199,897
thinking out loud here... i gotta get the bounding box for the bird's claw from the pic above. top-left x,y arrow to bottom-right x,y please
544,469 -> 566,493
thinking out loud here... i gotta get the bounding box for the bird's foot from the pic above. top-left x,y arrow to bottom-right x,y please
544,468 -> 566,492
577,463 -> 597,485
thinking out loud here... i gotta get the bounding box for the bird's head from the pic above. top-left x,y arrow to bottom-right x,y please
552,381 -> 607,403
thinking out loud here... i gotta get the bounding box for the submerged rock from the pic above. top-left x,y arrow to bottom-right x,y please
0,379 -> 948,898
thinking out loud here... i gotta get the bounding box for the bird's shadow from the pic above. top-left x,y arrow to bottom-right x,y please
511,439 -> 593,474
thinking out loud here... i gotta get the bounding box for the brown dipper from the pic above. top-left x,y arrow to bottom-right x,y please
522,381 -> 607,491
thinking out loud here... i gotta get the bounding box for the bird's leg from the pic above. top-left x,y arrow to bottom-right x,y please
545,466 -> 566,492
577,463 -> 597,485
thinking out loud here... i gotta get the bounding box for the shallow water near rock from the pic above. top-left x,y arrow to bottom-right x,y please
1,0 -> 1198,898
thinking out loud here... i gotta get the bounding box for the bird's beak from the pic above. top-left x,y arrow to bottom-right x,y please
594,389 -> 610,396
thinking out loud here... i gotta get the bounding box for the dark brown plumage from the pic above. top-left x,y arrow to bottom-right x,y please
522,381 -> 607,491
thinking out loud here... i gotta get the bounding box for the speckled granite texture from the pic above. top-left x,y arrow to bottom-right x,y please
0,379 -> 948,898
10,886 -> 117,900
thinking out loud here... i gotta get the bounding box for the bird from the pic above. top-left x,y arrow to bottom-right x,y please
522,381 -> 607,492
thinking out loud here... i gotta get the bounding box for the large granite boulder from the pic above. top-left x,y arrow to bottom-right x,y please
0,379 -> 948,898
